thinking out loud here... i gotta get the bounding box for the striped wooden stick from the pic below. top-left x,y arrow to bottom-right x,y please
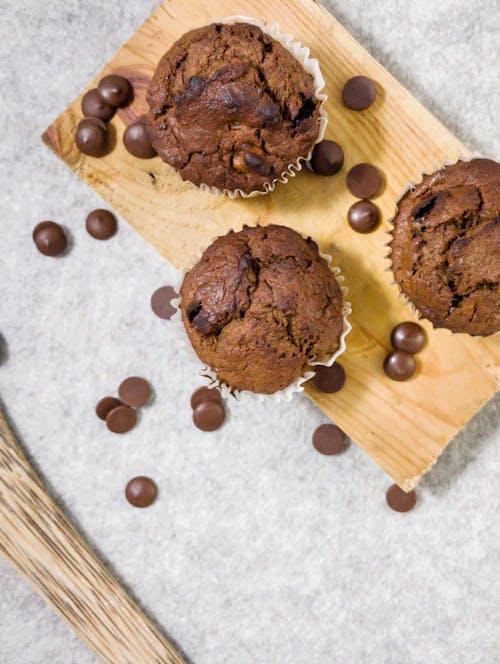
0,409 -> 186,664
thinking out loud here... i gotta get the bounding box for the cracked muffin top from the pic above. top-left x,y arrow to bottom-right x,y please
390,159 -> 500,336
180,225 -> 344,393
146,22 -> 322,194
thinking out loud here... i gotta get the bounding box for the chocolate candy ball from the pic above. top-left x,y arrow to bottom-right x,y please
98,74 -> 133,107
75,117 -> 108,157
32,221 -> 67,257
81,88 -> 115,121
383,351 -> 416,381
347,200 -> 380,233
390,322 -> 427,354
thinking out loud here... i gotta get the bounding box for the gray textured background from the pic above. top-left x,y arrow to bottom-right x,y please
1,1 -> 499,663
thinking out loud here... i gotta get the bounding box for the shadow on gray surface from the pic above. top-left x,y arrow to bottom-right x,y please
421,391 -> 500,494
0,333 -> 8,366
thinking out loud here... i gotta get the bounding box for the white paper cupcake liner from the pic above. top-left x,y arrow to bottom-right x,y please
177,15 -> 328,199
167,233 -> 351,403
385,151 -> 492,330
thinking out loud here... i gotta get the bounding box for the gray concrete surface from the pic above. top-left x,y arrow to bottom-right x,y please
0,1 -> 498,663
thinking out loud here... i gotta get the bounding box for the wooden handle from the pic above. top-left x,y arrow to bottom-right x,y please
0,409 -> 186,664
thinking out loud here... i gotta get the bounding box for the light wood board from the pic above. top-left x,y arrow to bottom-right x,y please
42,0 -> 499,490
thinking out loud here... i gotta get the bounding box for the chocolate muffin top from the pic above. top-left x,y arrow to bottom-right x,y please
181,225 -> 344,393
146,22 -> 322,194
391,159 -> 500,336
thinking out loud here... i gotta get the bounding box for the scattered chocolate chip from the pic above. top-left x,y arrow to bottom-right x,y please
81,88 -> 115,121
190,386 -> 222,410
390,322 -> 427,354
125,476 -> 158,508
32,221 -> 67,257
346,163 -> 382,199
309,140 -> 344,176
342,76 -> 377,111
85,209 -> 117,240
383,351 -> 416,381
311,363 -> 346,393
151,286 -> 179,320
106,405 -> 137,434
193,400 -> 225,431
312,424 -> 346,455
347,200 -> 380,233
95,396 -> 122,421
118,377 -> 151,408
385,484 -> 417,512
123,120 -> 156,159
97,74 -> 133,107
75,117 -> 108,157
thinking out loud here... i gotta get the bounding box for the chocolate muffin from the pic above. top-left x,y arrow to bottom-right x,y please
146,22 -> 322,194
390,159 -> 500,336
181,225 -> 344,393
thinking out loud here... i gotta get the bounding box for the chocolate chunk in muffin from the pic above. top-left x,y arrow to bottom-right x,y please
147,22 -> 322,194
390,159 -> 500,336
180,225 -> 344,394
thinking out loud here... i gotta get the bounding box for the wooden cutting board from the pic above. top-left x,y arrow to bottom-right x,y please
42,0 -> 499,490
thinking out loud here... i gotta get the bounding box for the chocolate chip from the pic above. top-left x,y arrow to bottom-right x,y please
125,476 -> 158,508
95,396 -> 122,421
106,405 -> 137,434
85,209 -> 117,240
151,286 -> 179,320
97,74 -> 133,107
347,200 -> 380,233
193,400 -> 225,431
32,221 -> 67,257
342,76 -> 377,111
383,351 -> 416,381
312,424 -> 346,455
190,386 -> 222,410
244,151 -> 271,176
75,117 -> 108,157
123,121 -> 156,159
385,484 -> 417,512
309,140 -> 344,176
81,88 -> 115,121
311,363 -> 346,393
118,377 -> 151,408
256,101 -> 279,124
346,163 -> 382,199
390,322 -> 427,354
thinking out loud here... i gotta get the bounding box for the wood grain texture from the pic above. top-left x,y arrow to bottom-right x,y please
42,0 -> 499,490
0,410 -> 186,664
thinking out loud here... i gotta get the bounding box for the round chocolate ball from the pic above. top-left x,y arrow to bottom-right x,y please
342,76 -> 377,111
125,476 -> 158,508
193,400 -> 225,431
309,140 -> 344,176
81,88 -> 115,121
85,209 -> 117,240
383,351 -> 416,381
390,322 -> 427,354
75,117 -> 108,157
123,120 -> 156,159
312,424 -> 346,455
311,363 -> 346,393
105,405 -> 137,434
347,200 -> 380,233
346,163 -> 382,199
385,484 -> 417,512
32,221 -> 67,257
98,74 -> 133,107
